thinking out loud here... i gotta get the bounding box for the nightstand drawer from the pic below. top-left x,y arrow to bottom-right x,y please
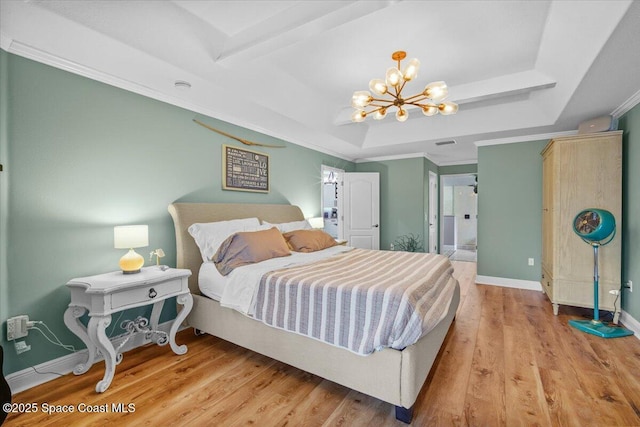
110,278 -> 183,310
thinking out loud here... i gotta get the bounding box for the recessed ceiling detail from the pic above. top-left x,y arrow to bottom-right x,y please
1,0 -> 638,165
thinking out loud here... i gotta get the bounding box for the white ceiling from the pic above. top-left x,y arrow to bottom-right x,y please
2,0 -> 639,165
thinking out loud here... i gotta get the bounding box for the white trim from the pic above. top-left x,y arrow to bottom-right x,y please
474,130 -> 578,147
0,32 -> 13,51
611,88 -> 640,118
436,159 -> 479,167
355,152 -> 427,163
3,39 -> 637,164
476,275 -> 543,291
355,152 -> 478,167
620,310 -> 640,338
1,41 -> 353,163
6,320 -> 178,394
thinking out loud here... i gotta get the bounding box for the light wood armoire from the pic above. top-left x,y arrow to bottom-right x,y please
540,131 -> 622,319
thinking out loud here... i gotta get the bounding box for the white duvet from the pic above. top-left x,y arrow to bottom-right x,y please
198,245 -> 352,315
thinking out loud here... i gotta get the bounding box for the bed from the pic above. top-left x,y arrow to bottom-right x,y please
168,202 -> 460,423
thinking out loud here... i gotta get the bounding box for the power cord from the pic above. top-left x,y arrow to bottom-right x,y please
13,320 -> 78,377
28,322 -> 76,352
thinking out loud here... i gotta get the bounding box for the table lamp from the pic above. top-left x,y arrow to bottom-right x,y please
114,225 -> 148,274
307,217 -> 324,229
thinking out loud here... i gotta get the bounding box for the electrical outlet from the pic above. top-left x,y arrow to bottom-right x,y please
7,315 -> 29,340
14,340 -> 31,354
528,258 -> 535,266
627,280 -> 633,292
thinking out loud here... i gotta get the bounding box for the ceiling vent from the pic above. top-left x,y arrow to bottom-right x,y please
435,140 -> 456,146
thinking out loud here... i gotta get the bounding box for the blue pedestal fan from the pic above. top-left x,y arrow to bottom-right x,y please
569,208 -> 633,338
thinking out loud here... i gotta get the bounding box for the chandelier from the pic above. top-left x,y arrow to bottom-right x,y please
351,51 -> 458,123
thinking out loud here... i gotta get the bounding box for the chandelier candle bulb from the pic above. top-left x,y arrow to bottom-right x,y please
403,58 -> 420,81
385,67 -> 403,87
374,108 -> 387,120
423,81 -> 448,101
369,79 -> 388,95
396,108 -> 409,122
351,51 -> 458,123
439,101 -> 459,115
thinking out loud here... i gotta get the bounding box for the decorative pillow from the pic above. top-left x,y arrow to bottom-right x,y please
261,219 -> 312,233
283,229 -> 338,253
188,217 -> 261,262
213,227 -> 291,276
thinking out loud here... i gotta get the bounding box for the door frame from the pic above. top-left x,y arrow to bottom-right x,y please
439,173 -> 478,254
321,165 -> 344,239
428,171 -> 438,253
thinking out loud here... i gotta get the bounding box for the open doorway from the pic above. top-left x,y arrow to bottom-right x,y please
440,174 -> 477,262
321,165 -> 344,239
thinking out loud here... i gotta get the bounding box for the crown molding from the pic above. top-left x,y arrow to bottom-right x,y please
3,39 -> 638,164
355,152 -> 427,163
2,40 -> 355,163
611,88 -> 640,118
0,32 -> 12,51
437,160 -> 479,167
474,130 -> 578,147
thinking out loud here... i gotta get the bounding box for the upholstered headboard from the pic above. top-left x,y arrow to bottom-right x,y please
167,203 -> 305,294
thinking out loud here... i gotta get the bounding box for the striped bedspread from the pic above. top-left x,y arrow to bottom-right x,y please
253,248 -> 457,355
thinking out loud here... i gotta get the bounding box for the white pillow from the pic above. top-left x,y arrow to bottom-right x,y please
188,218 -> 261,262
261,219 -> 312,233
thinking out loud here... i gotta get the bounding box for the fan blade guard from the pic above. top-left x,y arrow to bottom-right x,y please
572,209 -> 615,242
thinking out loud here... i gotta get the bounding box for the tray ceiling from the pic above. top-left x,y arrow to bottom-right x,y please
1,0 -> 639,164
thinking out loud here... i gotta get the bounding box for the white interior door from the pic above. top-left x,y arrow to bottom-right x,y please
429,171 -> 438,253
343,172 -> 380,249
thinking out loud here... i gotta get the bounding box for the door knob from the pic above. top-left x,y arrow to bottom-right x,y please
373,224 -> 379,228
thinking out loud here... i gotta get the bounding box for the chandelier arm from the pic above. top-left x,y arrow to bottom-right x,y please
398,80 -> 407,95
350,51 -> 457,123
361,106 -> 386,115
403,93 -> 428,102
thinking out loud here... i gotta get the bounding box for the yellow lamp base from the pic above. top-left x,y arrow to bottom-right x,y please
119,249 -> 144,274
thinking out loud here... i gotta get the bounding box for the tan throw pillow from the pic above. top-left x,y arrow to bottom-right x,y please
213,227 -> 290,276
283,229 -> 338,253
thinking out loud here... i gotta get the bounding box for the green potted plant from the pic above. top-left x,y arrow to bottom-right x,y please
393,233 -> 425,252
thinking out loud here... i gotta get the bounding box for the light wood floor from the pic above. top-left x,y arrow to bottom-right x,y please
5,261 -> 640,426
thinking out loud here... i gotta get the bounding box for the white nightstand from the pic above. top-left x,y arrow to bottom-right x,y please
64,266 -> 192,393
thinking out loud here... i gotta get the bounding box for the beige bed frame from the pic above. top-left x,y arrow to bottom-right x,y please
168,202 -> 460,423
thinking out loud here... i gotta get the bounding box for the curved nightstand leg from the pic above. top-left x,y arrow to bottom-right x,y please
149,300 -> 165,331
63,306 -> 96,375
169,293 -> 193,355
88,315 -> 115,393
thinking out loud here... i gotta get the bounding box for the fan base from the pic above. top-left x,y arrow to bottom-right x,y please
569,319 -> 634,338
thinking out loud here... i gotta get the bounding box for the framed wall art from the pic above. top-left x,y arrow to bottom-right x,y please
222,144 -> 269,193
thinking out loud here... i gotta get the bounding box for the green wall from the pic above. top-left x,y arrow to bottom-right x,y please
0,51 -> 353,375
355,157 -> 426,251
353,158 -> 478,254
0,51 -> 9,356
620,103 -> 640,320
477,113 -> 639,321
477,140 -> 547,281
439,164 -> 478,176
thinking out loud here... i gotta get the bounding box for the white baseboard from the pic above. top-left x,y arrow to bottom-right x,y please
475,275 -> 543,291
6,321 -> 178,394
475,275 -> 640,340
620,310 -> 640,338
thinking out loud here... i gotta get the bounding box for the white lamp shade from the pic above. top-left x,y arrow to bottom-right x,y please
307,217 -> 325,229
114,225 -> 149,249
